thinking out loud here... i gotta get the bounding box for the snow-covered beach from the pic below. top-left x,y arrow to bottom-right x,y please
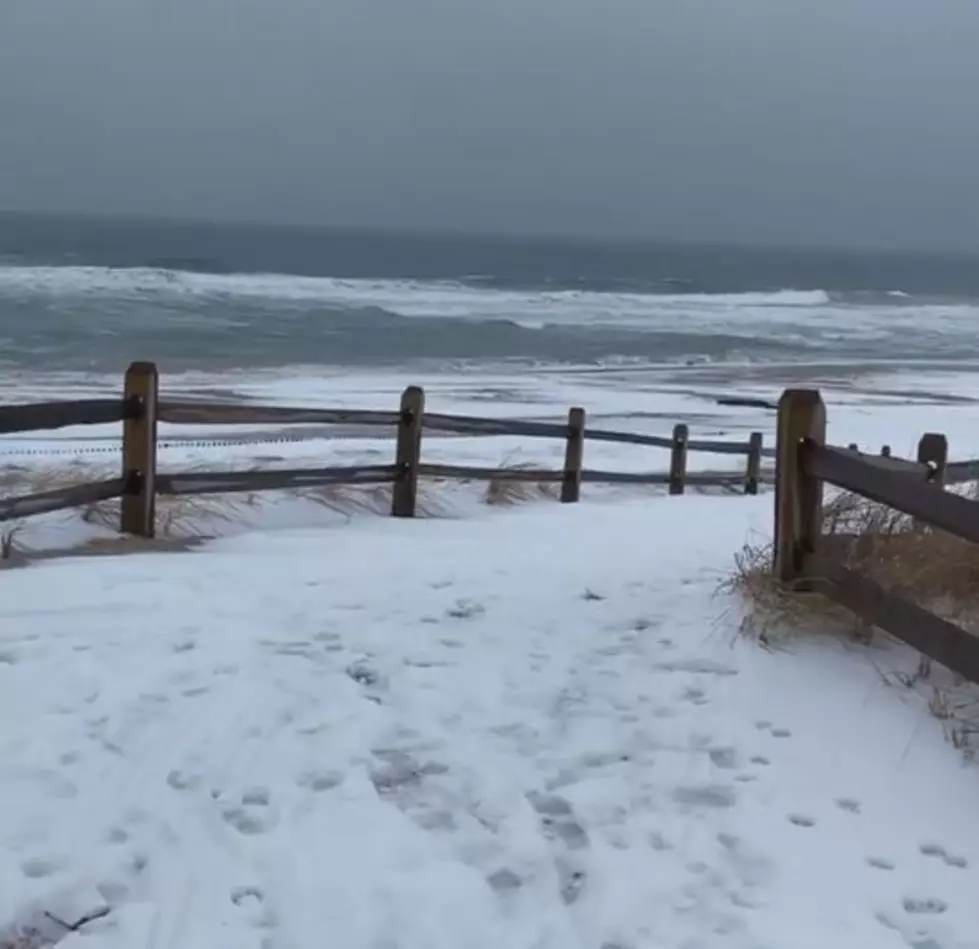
3,230 -> 979,947
1,491 -> 977,949
0,360 -> 978,948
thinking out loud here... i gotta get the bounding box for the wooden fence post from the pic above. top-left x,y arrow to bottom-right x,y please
391,386 -> 425,517
744,432 -> 763,495
669,424 -> 688,495
120,361 -> 159,538
917,432 -> 948,487
773,389 -> 826,584
561,407 -> 586,503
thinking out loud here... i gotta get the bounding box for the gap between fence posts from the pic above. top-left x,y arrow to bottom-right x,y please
773,389 -> 826,584
669,424 -> 688,495
561,407 -> 586,503
745,432 -> 763,495
120,361 -> 159,538
391,386 -> 425,517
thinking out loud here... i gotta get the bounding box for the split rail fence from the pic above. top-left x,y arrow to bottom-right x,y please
0,361 -> 772,536
774,388 -> 979,686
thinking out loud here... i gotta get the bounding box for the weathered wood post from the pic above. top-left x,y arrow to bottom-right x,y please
391,385 -> 425,517
773,389 -> 826,584
561,407 -> 586,503
917,432 -> 948,487
120,361 -> 159,538
669,423 -> 688,496
744,432 -> 763,495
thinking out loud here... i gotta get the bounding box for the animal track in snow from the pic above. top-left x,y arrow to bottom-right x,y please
835,797 -> 861,814
787,814 -> 816,828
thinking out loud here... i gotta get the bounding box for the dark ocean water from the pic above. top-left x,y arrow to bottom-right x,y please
1,212 -> 978,374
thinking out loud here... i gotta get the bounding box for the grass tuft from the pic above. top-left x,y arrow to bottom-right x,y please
723,485 -> 979,644
722,484 -> 979,754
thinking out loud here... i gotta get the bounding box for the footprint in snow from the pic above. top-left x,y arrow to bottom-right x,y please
903,897 -> 948,916
231,885 -> 264,907
20,857 -> 59,879
681,686 -> 710,706
446,599 -> 486,619
866,856 -> 896,871
528,792 -> 590,850
656,658 -> 738,676
787,814 -> 816,828
919,843 -> 969,869
297,770 -> 345,792
221,807 -> 268,836
487,869 -> 522,893
707,746 -> 739,770
242,786 -> 270,807
835,797 -> 862,814
672,784 -> 738,809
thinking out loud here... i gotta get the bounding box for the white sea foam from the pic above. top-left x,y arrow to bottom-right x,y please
0,264 -> 833,310
2,265 -> 979,373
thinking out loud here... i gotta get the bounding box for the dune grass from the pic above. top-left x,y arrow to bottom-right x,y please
723,485 -> 979,756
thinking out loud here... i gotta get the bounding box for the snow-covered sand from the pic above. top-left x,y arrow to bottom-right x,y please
0,496 -> 977,949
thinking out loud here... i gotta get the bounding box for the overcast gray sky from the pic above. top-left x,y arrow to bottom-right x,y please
2,0 -> 978,250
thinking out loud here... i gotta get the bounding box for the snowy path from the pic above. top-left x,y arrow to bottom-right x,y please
0,497 -> 977,949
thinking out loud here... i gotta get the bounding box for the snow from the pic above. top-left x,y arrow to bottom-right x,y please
0,495 -> 977,949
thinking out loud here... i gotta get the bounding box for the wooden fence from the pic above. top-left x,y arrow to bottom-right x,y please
774,388 -> 979,685
0,361 -> 772,536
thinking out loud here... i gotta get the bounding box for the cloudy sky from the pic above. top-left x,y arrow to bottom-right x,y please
2,0 -> 978,250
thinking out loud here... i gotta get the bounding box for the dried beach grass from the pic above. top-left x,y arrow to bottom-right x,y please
724,485 -> 979,644
0,456 -> 553,561
722,484 -> 979,755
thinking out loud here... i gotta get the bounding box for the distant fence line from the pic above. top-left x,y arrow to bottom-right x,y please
2,362 -> 979,542
0,361 -> 779,534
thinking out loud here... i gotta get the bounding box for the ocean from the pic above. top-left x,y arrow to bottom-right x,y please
2,211 -> 979,377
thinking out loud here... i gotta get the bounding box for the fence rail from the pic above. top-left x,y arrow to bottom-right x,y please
6,365 -> 979,573
773,389 -> 979,686
0,360 -> 774,538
